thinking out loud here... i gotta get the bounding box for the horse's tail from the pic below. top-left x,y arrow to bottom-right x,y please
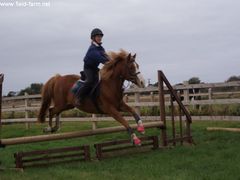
37,74 -> 60,123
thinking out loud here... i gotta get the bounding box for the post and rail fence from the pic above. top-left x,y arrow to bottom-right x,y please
0,71 -> 238,168
0,71 -> 193,159
1,73 -> 240,129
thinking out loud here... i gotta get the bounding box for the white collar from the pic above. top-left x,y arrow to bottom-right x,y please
92,41 -> 100,47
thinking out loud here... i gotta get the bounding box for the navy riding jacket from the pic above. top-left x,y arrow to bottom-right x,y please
83,43 -> 108,70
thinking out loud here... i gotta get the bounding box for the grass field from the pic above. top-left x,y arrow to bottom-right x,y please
0,120 -> 240,180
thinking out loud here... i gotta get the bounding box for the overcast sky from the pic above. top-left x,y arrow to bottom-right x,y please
1,0 -> 240,95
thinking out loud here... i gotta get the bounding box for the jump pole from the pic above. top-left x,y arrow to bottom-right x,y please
0,121 -> 164,147
207,127 -> 240,132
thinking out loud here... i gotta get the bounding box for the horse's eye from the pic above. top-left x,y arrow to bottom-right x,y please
130,66 -> 135,71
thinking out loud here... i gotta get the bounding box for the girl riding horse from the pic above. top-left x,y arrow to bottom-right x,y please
38,49 -> 145,146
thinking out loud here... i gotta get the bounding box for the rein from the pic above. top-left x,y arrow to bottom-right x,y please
119,59 -> 141,90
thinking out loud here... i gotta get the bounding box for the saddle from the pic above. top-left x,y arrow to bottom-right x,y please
71,71 -> 102,112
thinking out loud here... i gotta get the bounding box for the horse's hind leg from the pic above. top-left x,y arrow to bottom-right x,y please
43,104 -> 74,133
52,104 -> 74,132
51,113 -> 61,132
43,107 -> 61,133
43,107 -> 54,133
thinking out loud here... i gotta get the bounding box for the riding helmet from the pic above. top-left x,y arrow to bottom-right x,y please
91,28 -> 104,39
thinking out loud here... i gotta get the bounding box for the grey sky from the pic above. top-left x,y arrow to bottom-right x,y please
1,0 -> 240,95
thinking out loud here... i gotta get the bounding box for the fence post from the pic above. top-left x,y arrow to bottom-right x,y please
150,92 -> 155,114
208,88 -> 212,100
92,114 -> 97,130
25,92 -> 30,130
158,71 -> 167,147
183,81 -> 189,104
0,74 -> 3,129
56,114 -> 61,130
134,92 -> 140,115
177,91 -> 183,145
124,94 -> 128,103
170,95 -> 176,146
150,92 -> 154,102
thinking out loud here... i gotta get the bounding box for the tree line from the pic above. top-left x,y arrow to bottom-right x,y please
150,75 -> 240,87
7,83 -> 43,97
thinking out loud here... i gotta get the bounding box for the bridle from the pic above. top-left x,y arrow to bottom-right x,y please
120,59 -> 141,87
126,60 -> 141,81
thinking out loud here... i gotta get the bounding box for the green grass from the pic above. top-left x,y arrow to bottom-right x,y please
1,121 -> 240,180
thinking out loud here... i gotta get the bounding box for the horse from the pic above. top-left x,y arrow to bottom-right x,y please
37,50 -> 146,145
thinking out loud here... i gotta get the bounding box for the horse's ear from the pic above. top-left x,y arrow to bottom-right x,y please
127,53 -> 131,60
133,53 -> 136,59
127,53 -> 132,63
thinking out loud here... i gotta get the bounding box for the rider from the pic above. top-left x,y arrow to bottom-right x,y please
77,28 -> 109,102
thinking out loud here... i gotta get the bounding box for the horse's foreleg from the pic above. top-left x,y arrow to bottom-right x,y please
106,106 -> 141,146
120,102 -> 145,134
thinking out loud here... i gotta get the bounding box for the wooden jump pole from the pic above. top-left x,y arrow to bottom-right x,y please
0,121 -> 164,147
207,127 -> 240,132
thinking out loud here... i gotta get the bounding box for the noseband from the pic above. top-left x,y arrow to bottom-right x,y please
119,60 -> 140,82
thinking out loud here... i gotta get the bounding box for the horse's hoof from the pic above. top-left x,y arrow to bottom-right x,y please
137,125 -> 145,134
51,127 -> 60,133
43,127 -> 52,133
133,137 -> 141,146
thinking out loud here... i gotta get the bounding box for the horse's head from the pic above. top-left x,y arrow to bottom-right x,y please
101,50 -> 146,88
123,53 -> 145,88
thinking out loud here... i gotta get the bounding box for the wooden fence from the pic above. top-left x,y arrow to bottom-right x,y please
0,74 -> 4,128
1,80 -> 240,129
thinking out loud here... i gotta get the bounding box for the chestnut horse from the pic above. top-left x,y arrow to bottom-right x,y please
38,50 -> 145,145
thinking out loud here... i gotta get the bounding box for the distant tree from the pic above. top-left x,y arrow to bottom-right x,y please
18,83 -> 43,96
7,91 -> 17,97
188,77 -> 201,84
226,76 -> 240,82
152,82 -> 158,87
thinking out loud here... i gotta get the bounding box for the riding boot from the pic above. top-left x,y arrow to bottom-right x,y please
75,97 -> 83,106
76,90 -> 87,105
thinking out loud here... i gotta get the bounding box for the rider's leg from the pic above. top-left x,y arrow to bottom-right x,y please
77,68 -> 96,102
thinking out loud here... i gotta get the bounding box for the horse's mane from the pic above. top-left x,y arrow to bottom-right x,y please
101,49 -> 128,80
